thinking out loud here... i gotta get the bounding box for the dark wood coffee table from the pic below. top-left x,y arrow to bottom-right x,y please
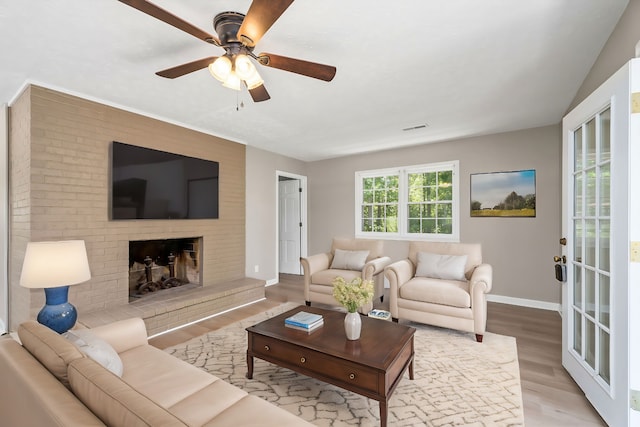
246,305 -> 415,427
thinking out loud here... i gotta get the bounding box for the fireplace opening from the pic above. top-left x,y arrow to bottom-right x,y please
128,237 -> 201,301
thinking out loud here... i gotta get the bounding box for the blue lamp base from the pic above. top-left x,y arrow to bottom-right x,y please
37,286 -> 77,334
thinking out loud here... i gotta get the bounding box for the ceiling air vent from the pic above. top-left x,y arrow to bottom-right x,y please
402,123 -> 429,132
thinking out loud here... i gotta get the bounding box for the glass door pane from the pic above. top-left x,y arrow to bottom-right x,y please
571,107 -> 612,387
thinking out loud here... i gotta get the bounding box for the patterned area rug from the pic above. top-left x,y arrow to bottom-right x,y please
165,303 -> 524,426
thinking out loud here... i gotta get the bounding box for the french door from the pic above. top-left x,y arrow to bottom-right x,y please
561,60 -> 639,426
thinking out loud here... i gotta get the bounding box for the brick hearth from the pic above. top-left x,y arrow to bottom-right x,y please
79,278 -> 265,336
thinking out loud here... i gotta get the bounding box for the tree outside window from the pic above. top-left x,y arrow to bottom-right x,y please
356,161 -> 459,240
361,174 -> 399,232
407,170 -> 453,234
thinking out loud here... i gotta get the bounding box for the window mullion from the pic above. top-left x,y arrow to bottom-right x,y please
398,169 -> 408,236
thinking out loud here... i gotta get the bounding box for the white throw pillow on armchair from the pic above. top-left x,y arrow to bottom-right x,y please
415,252 -> 468,281
330,249 -> 370,270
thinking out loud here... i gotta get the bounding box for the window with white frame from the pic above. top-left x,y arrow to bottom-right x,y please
355,161 -> 459,241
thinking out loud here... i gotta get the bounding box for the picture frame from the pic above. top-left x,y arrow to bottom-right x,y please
470,169 -> 536,217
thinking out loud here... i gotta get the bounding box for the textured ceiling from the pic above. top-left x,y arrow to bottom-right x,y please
0,0 -> 629,161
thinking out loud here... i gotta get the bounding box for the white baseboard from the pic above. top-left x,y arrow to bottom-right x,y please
267,277 -> 561,313
0,319 -> 6,335
487,294 -> 560,312
266,276 -> 560,313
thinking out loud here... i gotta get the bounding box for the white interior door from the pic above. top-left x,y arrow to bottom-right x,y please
561,62 -> 632,426
278,178 -> 301,274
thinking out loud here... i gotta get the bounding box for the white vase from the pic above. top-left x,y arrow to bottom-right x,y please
344,311 -> 362,340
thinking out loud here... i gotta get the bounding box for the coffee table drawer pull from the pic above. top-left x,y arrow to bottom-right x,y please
264,345 -> 270,351
300,357 -> 306,363
349,373 -> 356,380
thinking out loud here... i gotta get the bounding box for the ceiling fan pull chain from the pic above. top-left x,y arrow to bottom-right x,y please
235,91 -> 245,111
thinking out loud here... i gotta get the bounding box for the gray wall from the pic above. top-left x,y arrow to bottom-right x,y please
571,0 -> 640,109
306,125 -> 562,305
245,146 -> 307,283
245,0 -> 640,306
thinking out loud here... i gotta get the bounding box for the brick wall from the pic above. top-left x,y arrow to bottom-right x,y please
9,85 -> 246,330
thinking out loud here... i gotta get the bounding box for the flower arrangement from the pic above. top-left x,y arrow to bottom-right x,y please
332,276 -> 374,313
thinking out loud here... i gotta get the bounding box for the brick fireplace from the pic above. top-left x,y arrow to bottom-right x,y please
8,85 -> 261,333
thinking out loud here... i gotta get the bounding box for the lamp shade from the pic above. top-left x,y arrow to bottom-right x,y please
208,56 -> 232,82
244,69 -> 264,90
234,54 -> 256,80
20,240 -> 91,289
221,71 -> 242,91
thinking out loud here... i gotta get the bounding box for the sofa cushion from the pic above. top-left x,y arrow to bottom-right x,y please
400,277 -> 471,308
415,252 -> 468,281
166,377 -> 249,425
65,329 -> 124,377
18,320 -> 85,388
68,357 -> 186,427
0,337 -> 106,426
86,317 -> 149,354
202,395 -> 314,427
330,249 -> 369,270
117,344 -> 221,409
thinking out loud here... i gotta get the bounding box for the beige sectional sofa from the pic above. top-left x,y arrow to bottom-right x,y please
0,318 -> 312,426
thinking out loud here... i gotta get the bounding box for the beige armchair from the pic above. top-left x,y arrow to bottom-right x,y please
385,241 -> 492,342
300,238 -> 391,313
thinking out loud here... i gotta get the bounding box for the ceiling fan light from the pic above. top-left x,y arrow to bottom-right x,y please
234,54 -> 257,80
222,71 -> 241,91
209,56 -> 232,82
244,70 -> 264,90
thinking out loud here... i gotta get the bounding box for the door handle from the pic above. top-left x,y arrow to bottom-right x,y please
553,254 -> 567,282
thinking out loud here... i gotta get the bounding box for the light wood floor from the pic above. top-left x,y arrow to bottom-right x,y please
149,274 -> 606,426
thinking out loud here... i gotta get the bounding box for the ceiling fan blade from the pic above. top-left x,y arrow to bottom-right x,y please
238,0 -> 294,47
156,57 -> 218,79
258,53 -> 336,82
118,0 -> 220,45
248,84 -> 271,102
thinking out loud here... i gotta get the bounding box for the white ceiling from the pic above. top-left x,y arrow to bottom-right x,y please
0,0 -> 629,161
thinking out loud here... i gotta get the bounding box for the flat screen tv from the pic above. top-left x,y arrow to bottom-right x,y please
111,141 -> 219,220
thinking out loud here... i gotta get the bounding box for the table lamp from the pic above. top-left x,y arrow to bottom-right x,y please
19,240 -> 91,334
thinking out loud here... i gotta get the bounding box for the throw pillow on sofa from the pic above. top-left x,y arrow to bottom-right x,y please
415,252 -> 468,281
65,329 -> 124,377
330,249 -> 369,270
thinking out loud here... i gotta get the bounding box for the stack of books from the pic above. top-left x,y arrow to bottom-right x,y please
284,311 -> 324,332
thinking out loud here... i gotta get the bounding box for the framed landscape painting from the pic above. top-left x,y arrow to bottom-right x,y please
470,169 -> 536,217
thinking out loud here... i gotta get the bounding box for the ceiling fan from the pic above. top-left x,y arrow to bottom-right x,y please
117,0 -> 337,102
